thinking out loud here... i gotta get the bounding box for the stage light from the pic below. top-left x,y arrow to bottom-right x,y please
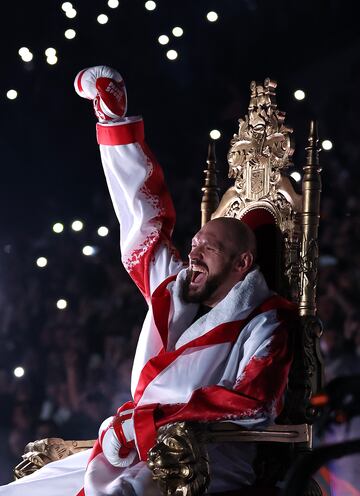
6,90 -> 18,100
172,27 -> 183,37
158,35 -> 169,45
21,51 -> 33,62
45,48 -> 56,57
290,171 -> 302,182
97,14 -> 109,24
166,50 -> 178,60
97,226 -> 109,237
36,257 -> 48,268
47,55 -> 58,65
210,129 -> 221,140
294,89 -> 305,101
207,11 -> 218,22
56,299 -> 67,309
14,367 -> 25,378
65,29 -> 76,39
145,1 -> 156,11
71,220 -> 84,231
108,0 -> 119,7
53,222 -> 64,233
66,8 -> 77,18
83,245 -> 96,256
61,2 -> 73,12
18,47 -> 30,57
322,139 -> 333,151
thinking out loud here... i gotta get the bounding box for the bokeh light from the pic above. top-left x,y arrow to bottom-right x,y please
6,90 -> 18,100
97,226 -> 109,237
207,11 -> 218,22
290,171 -> 302,182
97,14 -> 109,24
47,55 -> 58,65
145,1 -> 156,11
14,367 -> 25,378
18,47 -> 30,57
322,140 -> 333,151
82,245 -> 96,256
166,50 -> 178,60
21,51 -> 33,62
65,29 -> 76,39
53,222 -> 64,233
56,299 -> 68,309
210,129 -> 221,140
294,89 -> 306,101
172,27 -> 183,37
45,48 -> 56,57
71,220 -> 84,231
158,35 -> 169,45
36,257 -> 48,268
66,8 -> 77,18
61,2 -> 73,12
108,0 -> 119,7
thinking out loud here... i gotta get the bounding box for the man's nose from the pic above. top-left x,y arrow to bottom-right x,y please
189,245 -> 202,261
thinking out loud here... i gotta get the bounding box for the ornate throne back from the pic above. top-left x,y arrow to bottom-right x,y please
199,78 -> 324,487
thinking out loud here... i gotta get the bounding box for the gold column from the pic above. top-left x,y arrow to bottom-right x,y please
299,120 -> 322,317
201,141 -> 219,227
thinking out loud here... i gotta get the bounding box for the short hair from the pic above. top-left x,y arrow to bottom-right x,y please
209,217 -> 257,259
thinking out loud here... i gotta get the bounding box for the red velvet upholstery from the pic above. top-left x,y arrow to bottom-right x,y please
241,209 -> 279,292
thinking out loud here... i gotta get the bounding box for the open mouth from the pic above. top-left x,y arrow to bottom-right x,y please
189,265 -> 208,287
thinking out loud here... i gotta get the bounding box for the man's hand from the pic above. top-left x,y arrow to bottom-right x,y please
98,402 -> 137,467
74,66 -> 127,122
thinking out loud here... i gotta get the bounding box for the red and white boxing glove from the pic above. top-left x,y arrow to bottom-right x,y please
98,401 -> 137,467
74,65 -> 127,122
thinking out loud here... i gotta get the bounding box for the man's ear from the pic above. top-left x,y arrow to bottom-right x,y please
234,251 -> 254,273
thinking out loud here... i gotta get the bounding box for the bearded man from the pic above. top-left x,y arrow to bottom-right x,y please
0,66 -> 296,496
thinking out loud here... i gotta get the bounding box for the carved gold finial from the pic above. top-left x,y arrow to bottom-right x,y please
299,120 -> 322,318
201,141 -> 219,227
228,78 -> 294,202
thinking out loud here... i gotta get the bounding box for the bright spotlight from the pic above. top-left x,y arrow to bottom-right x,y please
6,90 -> 18,100
14,367 -> 25,378
207,11 -> 218,22
322,140 -> 333,151
45,48 -> 57,57
83,245 -> 96,256
65,29 -> 76,39
66,8 -> 77,18
290,171 -> 302,182
210,129 -> 221,140
166,50 -> 178,60
158,35 -> 169,45
53,222 -> 64,233
108,0 -> 119,7
97,14 -> 109,24
36,257 -> 48,268
294,89 -> 305,101
97,226 -> 109,237
21,51 -> 33,62
145,1 -> 156,11
56,299 -> 68,310
47,55 -> 58,65
61,2 -> 73,12
71,220 -> 84,231
172,27 -> 183,37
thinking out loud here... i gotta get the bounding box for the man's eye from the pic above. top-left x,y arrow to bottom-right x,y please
206,246 -> 215,251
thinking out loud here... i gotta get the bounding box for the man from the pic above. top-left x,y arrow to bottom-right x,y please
0,66 -> 295,495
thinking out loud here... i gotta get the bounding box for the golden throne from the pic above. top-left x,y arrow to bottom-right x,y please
14,78 -> 323,495
147,78 -> 324,495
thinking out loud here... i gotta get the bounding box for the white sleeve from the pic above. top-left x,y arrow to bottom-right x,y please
97,117 -> 184,299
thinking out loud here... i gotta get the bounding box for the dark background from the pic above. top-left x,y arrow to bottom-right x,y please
1,0 -> 359,245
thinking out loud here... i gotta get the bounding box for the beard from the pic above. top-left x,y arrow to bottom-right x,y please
181,261 -> 233,304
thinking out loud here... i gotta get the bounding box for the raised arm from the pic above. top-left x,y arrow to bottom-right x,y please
75,66 -> 184,299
